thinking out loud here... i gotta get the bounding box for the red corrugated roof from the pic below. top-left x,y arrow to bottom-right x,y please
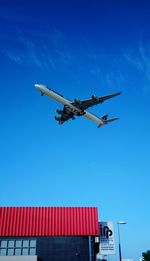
0,207 -> 98,236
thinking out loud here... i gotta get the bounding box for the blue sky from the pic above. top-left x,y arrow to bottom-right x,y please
0,0 -> 150,260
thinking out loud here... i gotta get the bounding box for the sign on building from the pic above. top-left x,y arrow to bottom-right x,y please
99,221 -> 115,255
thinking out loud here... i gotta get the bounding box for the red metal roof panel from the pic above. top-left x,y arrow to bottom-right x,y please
0,207 -> 98,236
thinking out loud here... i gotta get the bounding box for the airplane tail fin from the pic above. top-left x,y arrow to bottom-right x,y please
98,114 -> 119,128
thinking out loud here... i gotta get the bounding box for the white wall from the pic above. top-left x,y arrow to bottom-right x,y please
0,256 -> 37,261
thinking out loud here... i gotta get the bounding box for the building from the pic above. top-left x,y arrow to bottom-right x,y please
0,207 -> 99,261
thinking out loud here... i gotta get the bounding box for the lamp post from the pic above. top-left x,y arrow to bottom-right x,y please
117,221 -> 126,261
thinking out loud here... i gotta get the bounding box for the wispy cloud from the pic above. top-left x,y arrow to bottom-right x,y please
1,24 -> 150,94
122,44 -> 150,94
1,29 -> 78,72
88,44 -> 150,94
5,51 -> 23,64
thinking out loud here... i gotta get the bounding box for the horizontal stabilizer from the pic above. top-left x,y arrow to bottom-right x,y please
98,117 -> 119,128
105,117 -> 119,124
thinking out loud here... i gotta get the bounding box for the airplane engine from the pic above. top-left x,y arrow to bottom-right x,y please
92,95 -> 98,100
55,116 -> 61,121
74,98 -> 81,104
56,109 -> 63,115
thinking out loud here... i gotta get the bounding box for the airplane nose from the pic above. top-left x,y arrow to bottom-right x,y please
35,84 -> 40,89
35,84 -> 44,92
35,84 -> 47,90
35,84 -> 47,96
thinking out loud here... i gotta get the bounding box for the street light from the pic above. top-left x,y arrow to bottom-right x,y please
117,221 -> 126,261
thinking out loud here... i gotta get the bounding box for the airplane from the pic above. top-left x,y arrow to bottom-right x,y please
35,83 -> 121,128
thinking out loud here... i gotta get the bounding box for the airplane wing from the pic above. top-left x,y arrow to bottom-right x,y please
72,92 -> 121,110
54,106 -> 75,124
